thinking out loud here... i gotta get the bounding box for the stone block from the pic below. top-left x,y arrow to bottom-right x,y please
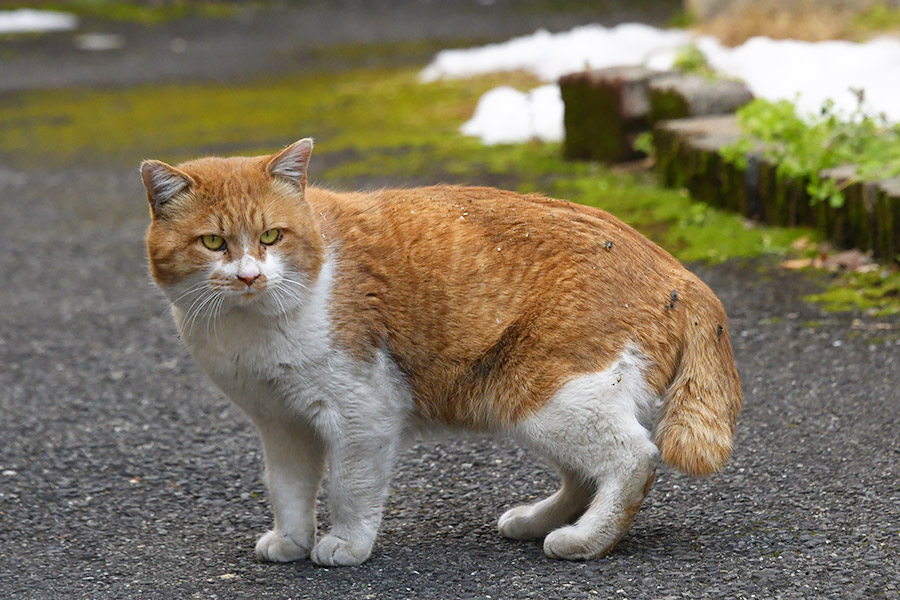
648,74 -> 753,123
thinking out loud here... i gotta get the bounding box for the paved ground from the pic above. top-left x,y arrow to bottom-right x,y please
1,3 -> 898,599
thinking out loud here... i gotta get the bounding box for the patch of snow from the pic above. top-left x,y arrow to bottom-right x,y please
423,24 -> 900,144
697,35 -> 900,122
421,24 -> 690,83
0,9 -> 77,34
459,84 -> 563,144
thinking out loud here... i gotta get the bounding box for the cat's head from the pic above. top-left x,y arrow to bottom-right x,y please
141,139 -> 323,322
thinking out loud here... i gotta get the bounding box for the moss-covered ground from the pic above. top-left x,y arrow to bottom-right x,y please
806,270 -> 900,317
3,1 -> 240,24
5,54 -> 897,314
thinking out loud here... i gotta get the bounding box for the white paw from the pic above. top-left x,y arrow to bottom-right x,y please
310,534 -> 372,567
498,505 -> 546,540
255,530 -> 313,563
543,526 -> 594,561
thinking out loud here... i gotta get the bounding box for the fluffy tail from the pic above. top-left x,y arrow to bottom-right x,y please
656,293 -> 742,477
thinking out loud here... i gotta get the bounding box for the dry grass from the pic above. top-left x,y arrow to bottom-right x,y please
693,1 -> 900,46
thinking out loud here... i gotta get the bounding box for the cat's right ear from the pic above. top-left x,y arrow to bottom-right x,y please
266,138 -> 313,191
140,160 -> 194,218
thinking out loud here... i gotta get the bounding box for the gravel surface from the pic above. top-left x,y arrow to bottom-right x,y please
1,3 -> 898,599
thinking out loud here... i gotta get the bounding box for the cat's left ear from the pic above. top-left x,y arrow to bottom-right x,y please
267,138 -> 313,191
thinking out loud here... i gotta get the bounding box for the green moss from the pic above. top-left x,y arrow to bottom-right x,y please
5,1 -> 240,24
853,2 -> 900,32
560,77 -> 630,161
0,67 -> 538,168
649,88 -> 690,123
805,270 -> 900,316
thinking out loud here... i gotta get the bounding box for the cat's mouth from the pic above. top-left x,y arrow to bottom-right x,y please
236,287 -> 265,301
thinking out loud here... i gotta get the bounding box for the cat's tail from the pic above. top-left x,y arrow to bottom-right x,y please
655,287 -> 742,477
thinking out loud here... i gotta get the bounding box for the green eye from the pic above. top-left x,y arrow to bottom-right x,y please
201,234 -> 225,251
260,228 -> 280,245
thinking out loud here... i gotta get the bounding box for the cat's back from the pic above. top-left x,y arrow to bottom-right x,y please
310,184 -> 689,307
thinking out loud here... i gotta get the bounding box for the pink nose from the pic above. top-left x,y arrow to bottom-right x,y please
238,273 -> 259,287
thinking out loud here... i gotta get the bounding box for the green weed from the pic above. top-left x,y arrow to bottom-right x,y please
720,95 -> 900,208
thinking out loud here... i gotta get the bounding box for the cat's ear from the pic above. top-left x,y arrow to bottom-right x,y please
266,138 -> 313,191
140,160 -> 194,217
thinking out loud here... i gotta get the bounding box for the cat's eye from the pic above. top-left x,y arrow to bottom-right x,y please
260,228 -> 280,245
201,234 -> 226,251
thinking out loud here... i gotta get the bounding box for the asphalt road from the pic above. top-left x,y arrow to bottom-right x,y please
1,3 -> 898,599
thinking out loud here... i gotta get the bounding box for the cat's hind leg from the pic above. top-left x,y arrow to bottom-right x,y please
254,418 -> 326,562
497,468 -> 593,540
514,352 -> 661,560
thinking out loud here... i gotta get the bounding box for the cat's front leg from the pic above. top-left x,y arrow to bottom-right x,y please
254,418 -> 325,563
310,425 -> 400,567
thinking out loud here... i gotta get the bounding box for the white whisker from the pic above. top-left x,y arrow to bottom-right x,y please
274,283 -> 304,304
269,286 -> 290,320
158,280 -> 209,319
186,290 -> 218,338
180,288 -> 212,333
204,291 -> 223,340
210,294 -> 226,342
280,275 -> 309,291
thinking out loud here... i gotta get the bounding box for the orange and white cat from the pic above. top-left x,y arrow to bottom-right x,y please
141,139 -> 741,567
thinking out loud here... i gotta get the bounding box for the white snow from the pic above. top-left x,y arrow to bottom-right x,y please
423,24 -> 900,144
460,84 -> 564,144
0,9 -> 77,34
420,24 -> 691,83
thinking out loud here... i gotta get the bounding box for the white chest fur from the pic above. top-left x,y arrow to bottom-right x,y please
175,257 -> 412,434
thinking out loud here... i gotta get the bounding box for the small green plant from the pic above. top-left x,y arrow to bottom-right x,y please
632,131 -> 654,155
671,44 -> 718,80
720,92 -> 900,208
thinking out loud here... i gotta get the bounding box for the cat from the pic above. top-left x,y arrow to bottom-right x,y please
140,138 -> 741,567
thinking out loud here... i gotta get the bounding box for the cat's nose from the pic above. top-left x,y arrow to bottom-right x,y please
238,273 -> 259,287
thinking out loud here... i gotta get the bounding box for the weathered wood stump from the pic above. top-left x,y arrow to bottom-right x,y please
653,115 -> 764,217
559,66 -> 674,162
